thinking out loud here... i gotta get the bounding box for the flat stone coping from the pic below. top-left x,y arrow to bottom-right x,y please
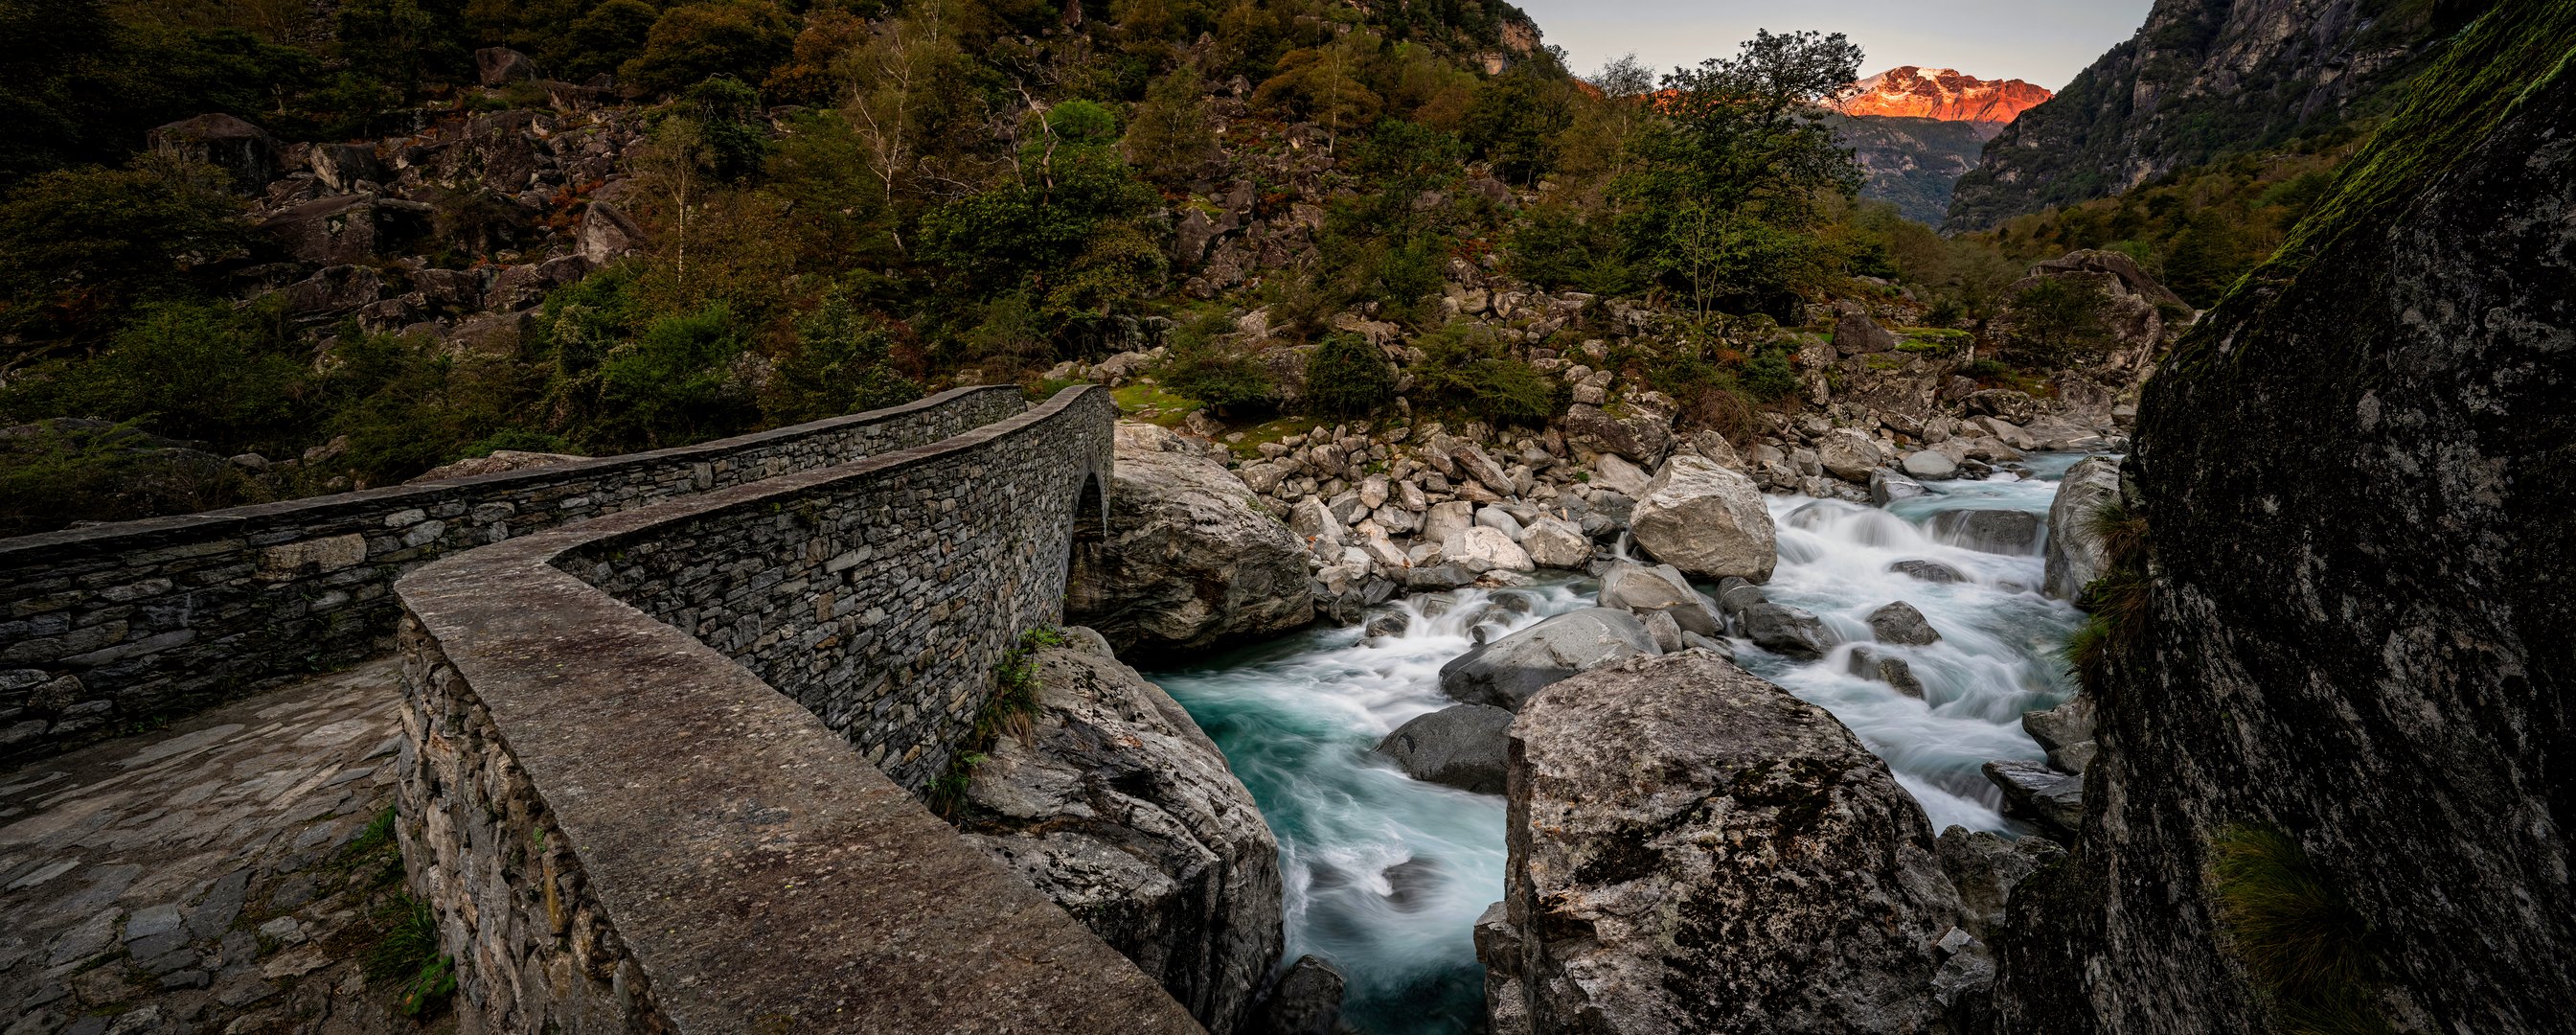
395,386 -> 1202,1033
0,384 -> 1023,564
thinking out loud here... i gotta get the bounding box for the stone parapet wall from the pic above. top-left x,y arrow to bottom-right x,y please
392,386 -> 1197,1032
0,385 -> 1025,766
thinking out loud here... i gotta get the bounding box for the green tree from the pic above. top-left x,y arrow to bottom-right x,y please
336,0 -> 470,102
1461,47 -> 1576,184
1125,69 -> 1222,189
591,303 -> 759,448
0,300 -> 304,449
2002,276 -> 2115,368
558,0 -> 660,80
764,292 -> 922,423
1612,31 -> 1864,314
621,0 -> 795,98
0,155 -> 250,345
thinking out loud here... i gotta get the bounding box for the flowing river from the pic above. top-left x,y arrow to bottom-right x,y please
1144,453 -> 2098,1034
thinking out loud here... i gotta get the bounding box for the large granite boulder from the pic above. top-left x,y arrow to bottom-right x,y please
1596,561 -> 1722,636
2041,456 -> 2122,600
1481,653 -> 1964,1034
1926,508 -> 2042,555
258,195 -> 435,264
1815,428 -> 1884,482
1069,423 -> 1314,655
1438,608 -> 1659,711
959,643 -> 1285,1034
1372,703 -> 1514,794
1995,14 -> 2576,1029
1630,455 -> 1777,582
148,113 -> 277,193
1563,400 -> 1674,466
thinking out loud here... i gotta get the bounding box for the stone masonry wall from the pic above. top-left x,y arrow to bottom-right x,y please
0,385 -> 1025,766
391,387 -> 1197,1032
559,389 -> 1114,792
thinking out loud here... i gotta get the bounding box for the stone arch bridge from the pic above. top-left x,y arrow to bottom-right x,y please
1,386 -> 1201,1032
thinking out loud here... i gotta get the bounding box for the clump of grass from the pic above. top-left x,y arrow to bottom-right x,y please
2211,825 -> 2386,1034
331,807 -> 405,887
364,892 -> 457,1017
929,627 -> 1069,818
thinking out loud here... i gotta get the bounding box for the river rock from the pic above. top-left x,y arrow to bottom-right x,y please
1069,422 -> 1315,655
1629,455 -> 1776,582
1815,428 -> 1884,483
1252,955 -> 1345,1035
1562,401 -> 1673,466
2041,455 -> 2122,600
2021,696 -> 2095,753
1445,526 -> 1533,573
1438,608 -> 1659,710
1737,601 -> 1834,660
1888,559 -> 1967,584
1848,647 -> 1926,698
1595,562 -> 1722,636
1422,500 -> 1474,546
1869,468 -> 1927,506
1981,760 -> 2083,834
959,646 -> 1284,1033
1518,518 -> 1590,569
1588,453 -> 1652,496
1937,827 -> 2066,941
1834,307 -> 1902,356
1900,450 -> 1958,480
1867,601 -> 1941,645
1372,704 -> 1514,794
1927,509 -> 2043,555
1483,653 -> 1964,1034
1474,506 -> 1526,540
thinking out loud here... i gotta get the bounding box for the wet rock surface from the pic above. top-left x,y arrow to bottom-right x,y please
1437,608 -> 1660,710
1070,422 -> 1315,655
1372,704 -> 1515,794
1483,652 -> 1963,1034
0,662 -> 416,1035
954,643 -> 1285,1035
1996,12 -> 2576,1030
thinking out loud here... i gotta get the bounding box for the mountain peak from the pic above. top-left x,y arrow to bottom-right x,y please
1834,66 -> 2052,124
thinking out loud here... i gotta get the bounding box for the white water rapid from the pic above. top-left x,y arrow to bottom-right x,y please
1144,452 -> 2099,1035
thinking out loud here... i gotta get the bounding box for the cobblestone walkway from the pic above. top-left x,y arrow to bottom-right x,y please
0,660 -> 435,1035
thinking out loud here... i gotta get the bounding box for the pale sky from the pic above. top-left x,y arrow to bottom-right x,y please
1509,0 -> 2155,93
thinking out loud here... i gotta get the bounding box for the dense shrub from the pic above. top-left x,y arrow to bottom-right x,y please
1157,312 -> 1277,415
1408,323 -> 1560,426
1302,333 -> 1397,416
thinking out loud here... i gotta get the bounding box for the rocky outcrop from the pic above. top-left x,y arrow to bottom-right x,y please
1481,653 -> 1965,1034
1834,67 -> 2053,125
1373,703 -> 1514,794
405,448 -> 588,483
959,641 -> 1285,1034
1993,9 -> 2576,1030
1069,422 -> 1314,655
2041,456 -> 2121,600
1629,455 -> 1777,582
1438,608 -> 1659,710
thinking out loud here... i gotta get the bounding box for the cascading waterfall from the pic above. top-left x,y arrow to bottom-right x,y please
1147,453 -> 2097,1035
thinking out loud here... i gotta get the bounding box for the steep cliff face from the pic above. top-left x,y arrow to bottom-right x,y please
1829,114 -> 1995,225
1994,5 -> 2576,1031
1946,0 -> 2495,230
1835,67 -> 2051,124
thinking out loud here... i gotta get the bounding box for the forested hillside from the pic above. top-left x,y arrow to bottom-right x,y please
0,0 -> 2118,535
